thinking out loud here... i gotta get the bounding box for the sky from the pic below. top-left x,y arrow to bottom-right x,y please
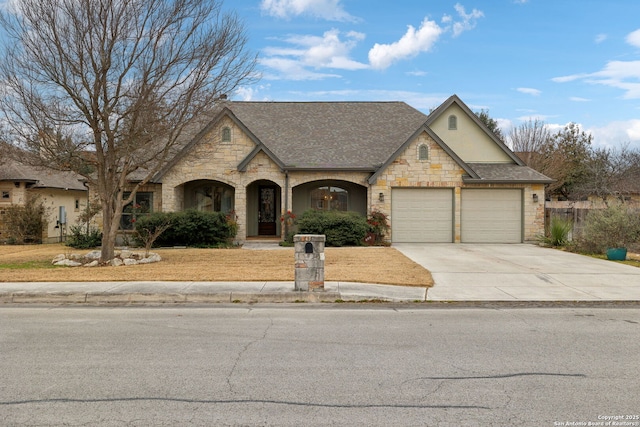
225,0 -> 640,150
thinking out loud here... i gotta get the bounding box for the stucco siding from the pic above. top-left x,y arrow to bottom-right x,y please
429,104 -> 512,163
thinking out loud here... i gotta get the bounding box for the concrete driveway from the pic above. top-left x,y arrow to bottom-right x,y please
394,243 -> 640,301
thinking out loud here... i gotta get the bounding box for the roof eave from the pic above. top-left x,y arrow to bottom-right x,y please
462,177 -> 555,184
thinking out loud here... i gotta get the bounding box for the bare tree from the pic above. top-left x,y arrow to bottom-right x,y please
508,119 -> 565,194
508,118 -> 551,166
574,144 -> 640,203
0,0 -> 257,261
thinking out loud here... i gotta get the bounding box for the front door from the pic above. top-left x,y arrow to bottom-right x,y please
258,186 -> 277,235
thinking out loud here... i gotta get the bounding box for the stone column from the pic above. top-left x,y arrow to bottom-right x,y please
294,234 -> 325,291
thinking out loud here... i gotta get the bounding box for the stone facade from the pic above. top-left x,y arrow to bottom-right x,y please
122,98 -> 550,244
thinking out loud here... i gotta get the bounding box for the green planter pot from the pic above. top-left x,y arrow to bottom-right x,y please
606,248 -> 627,261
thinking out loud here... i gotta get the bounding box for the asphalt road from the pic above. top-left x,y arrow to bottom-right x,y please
1,306 -> 639,426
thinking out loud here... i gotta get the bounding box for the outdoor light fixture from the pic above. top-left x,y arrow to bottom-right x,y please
379,192 -> 384,202
532,194 -> 539,203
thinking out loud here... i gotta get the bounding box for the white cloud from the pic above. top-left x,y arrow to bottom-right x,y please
260,0 -> 358,22
260,29 -> 367,80
451,3 -> 484,37
259,57 -> 342,80
368,18 -> 443,70
553,60 -> 640,99
587,119 -> 640,149
570,97 -> 590,102
595,33 -> 608,44
234,85 -> 272,101
406,70 -> 428,77
517,87 -> 541,96
552,30 -> 640,99
626,29 -> 640,48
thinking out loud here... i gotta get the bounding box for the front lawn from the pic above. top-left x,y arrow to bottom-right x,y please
0,244 -> 433,287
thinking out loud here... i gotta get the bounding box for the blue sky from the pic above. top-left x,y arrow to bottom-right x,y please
227,0 -> 640,149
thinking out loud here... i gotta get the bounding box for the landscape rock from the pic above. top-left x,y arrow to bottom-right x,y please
51,250 -> 161,267
52,254 -> 66,264
54,259 -> 83,267
110,258 -> 124,267
85,250 -> 101,260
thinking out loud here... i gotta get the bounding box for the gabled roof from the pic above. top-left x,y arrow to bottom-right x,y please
227,101 -> 431,170
368,124 -> 479,184
0,161 -> 87,191
426,94 -> 525,166
155,96 -> 552,185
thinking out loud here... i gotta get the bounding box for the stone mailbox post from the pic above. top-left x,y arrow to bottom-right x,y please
294,234 -> 325,291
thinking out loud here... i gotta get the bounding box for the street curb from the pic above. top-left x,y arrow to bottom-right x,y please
0,291 -> 346,305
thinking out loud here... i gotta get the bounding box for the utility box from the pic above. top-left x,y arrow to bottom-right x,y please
294,234 -> 325,291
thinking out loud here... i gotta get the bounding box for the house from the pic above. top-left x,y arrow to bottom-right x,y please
0,161 -> 88,243
128,94 -> 552,244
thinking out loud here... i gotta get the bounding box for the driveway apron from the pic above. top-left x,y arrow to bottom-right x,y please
394,243 -> 640,301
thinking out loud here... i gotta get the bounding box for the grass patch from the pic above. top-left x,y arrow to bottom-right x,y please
0,260 -> 57,269
588,253 -> 640,268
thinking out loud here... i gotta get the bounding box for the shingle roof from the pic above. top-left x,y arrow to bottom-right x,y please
225,101 -> 430,169
465,163 -> 555,183
0,161 -> 87,191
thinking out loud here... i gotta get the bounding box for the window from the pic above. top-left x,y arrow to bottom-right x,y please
75,199 -> 80,210
221,126 -> 231,142
120,192 -> 153,230
448,115 -> 457,130
1,191 -> 9,200
418,144 -> 428,160
191,184 -> 234,213
311,186 -> 348,211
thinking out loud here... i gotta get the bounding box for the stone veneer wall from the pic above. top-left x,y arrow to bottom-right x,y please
161,117 -> 286,242
370,131 -> 546,242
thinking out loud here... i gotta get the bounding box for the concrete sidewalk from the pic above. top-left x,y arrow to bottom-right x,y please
0,281 -> 428,304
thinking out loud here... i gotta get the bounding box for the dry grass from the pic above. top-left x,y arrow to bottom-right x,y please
0,244 -> 433,287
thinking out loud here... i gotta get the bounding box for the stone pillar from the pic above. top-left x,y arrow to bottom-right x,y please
294,234 -> 325,291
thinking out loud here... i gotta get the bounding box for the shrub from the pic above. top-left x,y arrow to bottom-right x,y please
4,196 -> 47,244
366,210 -> 390,245
66,225 -> 102,249
541,216 -> 572,247
296,210 -> 368,247
66,202 -> 102,249
133,210 -> 237,248
578,204 -> 640,253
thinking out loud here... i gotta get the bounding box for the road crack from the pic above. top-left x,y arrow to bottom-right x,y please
226,316 -> 274,395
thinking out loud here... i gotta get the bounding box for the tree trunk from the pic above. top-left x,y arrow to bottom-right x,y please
99,195 -> 125,262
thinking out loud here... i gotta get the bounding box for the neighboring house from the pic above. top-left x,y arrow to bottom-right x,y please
124,94 -> 552,244
0,161 -> 88,243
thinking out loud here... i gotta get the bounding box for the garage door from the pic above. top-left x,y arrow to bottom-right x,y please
392,189 -> 453,243
461,189 -> 522,243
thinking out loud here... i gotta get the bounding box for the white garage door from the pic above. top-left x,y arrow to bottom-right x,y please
461,189 -> 522,243
392,189 -> 453,243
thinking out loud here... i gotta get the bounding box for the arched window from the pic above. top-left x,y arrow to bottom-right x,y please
448,115 -> 457,130
192,184 -> 234,213
221,127 -> 231,142
310,186 -> 348,211
418,144 -> 428,160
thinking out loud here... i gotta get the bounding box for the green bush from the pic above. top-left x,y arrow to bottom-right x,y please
541,216 -> 572,247
297,210 -> 368,247
579,204 -> 640,253
132,210 -> 237,248
66,225 -> 102,249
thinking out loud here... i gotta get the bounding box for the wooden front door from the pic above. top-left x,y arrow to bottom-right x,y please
258,186 -> 277,235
